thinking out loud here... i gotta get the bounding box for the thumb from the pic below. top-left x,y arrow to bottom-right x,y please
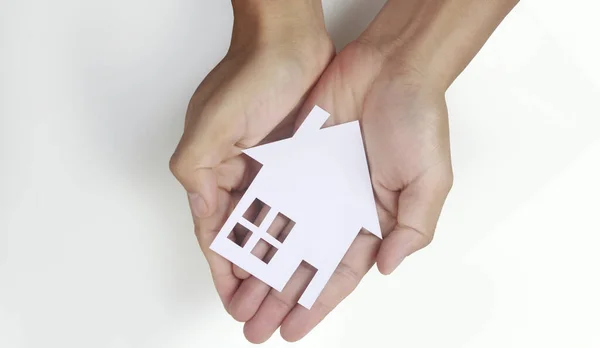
170,114 -> 238,218
377,165 -> 453,275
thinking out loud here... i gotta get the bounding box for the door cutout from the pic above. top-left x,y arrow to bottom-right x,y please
278,261 -> 318,303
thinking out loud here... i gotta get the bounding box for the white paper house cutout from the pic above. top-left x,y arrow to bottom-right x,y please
210,106 -> 382,309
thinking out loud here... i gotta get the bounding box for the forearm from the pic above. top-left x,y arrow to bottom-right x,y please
360,0 -> 519,90
229,0 -> 327,52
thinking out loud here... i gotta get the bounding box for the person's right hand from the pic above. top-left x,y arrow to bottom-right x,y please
169,0 -> 333,322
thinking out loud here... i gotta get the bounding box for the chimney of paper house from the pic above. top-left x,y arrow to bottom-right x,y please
294,106 -> 330,137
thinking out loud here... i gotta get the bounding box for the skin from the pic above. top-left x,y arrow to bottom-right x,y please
170,0 -> 520,343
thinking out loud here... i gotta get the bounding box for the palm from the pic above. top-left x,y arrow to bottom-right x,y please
301,43 -> 452,238
228,42 -> 453,342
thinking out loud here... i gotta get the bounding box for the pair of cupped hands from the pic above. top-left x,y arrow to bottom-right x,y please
169,6 -> 453,344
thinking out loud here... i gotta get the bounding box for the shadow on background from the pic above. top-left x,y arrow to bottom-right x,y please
324,0 -> 386,50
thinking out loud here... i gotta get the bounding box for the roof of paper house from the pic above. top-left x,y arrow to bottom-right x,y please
242,106 -> 382,238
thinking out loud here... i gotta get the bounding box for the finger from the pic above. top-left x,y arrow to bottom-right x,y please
377,164 -> 453,275
193,189 -> 242,308
228,276 -> 271,323
279,233 -> 379,342
228,219 -> 296,322
243,262 -> 317,344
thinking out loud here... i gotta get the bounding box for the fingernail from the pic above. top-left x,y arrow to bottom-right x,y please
393,255 -> 408,273
392,240 -> 416,272
381,254 -> 405,275
188,192 -> 208,217
386,232 -> 420,274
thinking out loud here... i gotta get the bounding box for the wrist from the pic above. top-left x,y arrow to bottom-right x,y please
229,0 -> 328,53
358,0 -> 519,90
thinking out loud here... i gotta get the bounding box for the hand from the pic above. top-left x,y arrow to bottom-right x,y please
300,41 -> 454,274
171,0 -> 514,342
234,41 -> 453,342
259,0 -> 516,340
169,0 -> 333,333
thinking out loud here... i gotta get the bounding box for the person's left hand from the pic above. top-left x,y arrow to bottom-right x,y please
237,40 -> 454,343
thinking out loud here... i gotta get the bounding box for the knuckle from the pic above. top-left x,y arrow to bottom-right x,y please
439,165 -> 454,192
403,224 -> 434,248
332,262 -> 361,291
313,297 -> 336,316
270,291 -> 294,311
422,231 -> 435,248
169,149 -> 190,177
169,150 -> 193,181
168,152 -> 182,177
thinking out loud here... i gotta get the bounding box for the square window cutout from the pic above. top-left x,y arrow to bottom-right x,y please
243,198 -> 271,228
227,223 -> 252,248
266,212 -> 296,243
251,238 -> 278,264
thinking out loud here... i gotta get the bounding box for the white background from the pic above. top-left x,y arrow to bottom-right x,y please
1,0 -> 599,347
